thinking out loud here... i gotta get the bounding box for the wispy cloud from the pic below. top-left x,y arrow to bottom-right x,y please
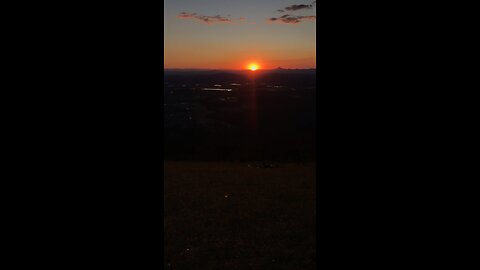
276,2 -> 316,13
177,12 -> 232,24
284,4 -> 313,11
267,15 -> 316,24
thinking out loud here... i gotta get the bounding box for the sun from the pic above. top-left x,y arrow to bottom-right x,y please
248,63 -> 259,71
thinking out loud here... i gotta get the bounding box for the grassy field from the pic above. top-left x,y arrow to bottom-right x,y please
164,161 -> 316,269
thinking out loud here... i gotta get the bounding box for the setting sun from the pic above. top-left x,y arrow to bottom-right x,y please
248,64 -> 259,71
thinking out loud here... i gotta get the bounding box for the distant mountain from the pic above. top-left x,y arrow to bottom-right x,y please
164,69 -> 316,86
164,68 -> 315,76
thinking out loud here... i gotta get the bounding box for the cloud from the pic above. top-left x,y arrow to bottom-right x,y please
284,4 -> 313,11
277,9 -> 285,12
177,12 -> 232,24
267,15 -> 316,24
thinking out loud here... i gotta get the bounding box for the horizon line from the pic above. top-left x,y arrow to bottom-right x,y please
164,67 -> 316,70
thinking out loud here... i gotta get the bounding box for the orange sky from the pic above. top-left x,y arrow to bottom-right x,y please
164,0 -> 316,70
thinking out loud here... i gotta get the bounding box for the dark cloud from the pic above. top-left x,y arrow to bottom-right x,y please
177,12 -> 232,24
285,4 -> 313,11
277,9 -> 285,12
267,14 -> 316,24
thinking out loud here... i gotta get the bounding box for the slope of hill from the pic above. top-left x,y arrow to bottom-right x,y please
164,161 -> 316,269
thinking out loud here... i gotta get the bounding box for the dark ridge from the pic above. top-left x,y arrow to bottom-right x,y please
164,69 -> 316,87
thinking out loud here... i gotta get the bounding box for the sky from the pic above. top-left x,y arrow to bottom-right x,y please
164,0 -> 316,70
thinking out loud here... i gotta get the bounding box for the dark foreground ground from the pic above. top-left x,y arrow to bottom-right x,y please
164,161 -> 316,269
164,69 -> 316,162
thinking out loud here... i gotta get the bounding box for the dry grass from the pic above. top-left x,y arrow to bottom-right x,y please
164,161 -> 316,269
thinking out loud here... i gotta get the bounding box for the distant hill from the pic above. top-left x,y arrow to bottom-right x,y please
164,68 -> 315,74
164,69 -> 316,86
